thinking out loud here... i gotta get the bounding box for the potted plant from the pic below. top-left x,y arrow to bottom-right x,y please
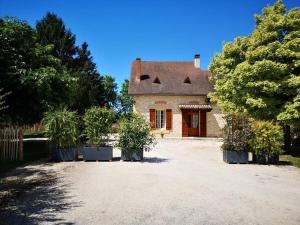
43,108 -> 79,162
82,107 -> 115,161
222,114 -> 253,164
251,120 -> 283,164
116,113 -> 156,161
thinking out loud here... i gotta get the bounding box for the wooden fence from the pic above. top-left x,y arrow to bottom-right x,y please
0,126 -> 23,161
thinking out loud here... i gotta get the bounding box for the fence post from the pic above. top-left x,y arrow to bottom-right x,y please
18,128 -> 23,161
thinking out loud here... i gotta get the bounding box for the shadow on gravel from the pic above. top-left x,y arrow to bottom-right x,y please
142,157 -> 170,163
0,165 -> 81,225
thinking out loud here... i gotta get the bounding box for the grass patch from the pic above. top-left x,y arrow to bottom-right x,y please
23,131 -> 46,139
280,154 -> 300,168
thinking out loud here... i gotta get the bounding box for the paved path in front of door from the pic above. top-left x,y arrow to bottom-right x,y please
1,139 -> 300,225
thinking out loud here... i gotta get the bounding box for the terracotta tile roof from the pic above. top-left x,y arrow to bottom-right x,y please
128,60 -> 213,96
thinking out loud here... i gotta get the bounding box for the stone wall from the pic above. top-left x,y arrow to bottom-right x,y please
133,95 -> 224,138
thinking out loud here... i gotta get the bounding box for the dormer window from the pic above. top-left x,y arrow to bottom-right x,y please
140,75 -> 150,80
153,77 -> 161,84
184,77 -> 191,84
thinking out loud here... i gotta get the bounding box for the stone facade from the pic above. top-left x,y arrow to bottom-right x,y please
133,95 -> 224,138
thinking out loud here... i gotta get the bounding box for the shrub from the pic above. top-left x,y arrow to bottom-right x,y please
222,113 -> 253,152
251,120 -> 283,164
111,123 -> 119,134
83,107 -> 115,146
116,113 -> 156,152
43,108 -> 79,149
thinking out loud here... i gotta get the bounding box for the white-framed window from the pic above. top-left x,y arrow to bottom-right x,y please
156,110 -> 165,128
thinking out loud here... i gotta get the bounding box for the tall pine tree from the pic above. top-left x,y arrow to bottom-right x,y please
36,13 -> 106,115
36,12 -> 76,69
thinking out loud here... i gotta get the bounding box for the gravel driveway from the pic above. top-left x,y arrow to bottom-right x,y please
1,138 -> 300,225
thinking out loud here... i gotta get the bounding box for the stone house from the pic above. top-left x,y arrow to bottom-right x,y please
128,55 -> 224,138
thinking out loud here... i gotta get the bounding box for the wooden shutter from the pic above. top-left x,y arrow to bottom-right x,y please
166,109 -> 172,130
182,109 -> 188,137
149,109 -> 156,129
200,111 -> 207,137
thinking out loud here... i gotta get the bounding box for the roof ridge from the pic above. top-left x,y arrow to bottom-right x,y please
140,61 -> 193,63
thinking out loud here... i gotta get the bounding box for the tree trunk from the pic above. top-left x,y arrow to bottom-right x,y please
283,124 -> 291,153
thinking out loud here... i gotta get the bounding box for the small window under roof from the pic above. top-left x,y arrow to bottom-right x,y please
140,74 -> 150,80
184,77 -> 191,84
153,77 -> 161,84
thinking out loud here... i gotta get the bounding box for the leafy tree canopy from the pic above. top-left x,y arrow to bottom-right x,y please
0,16 -> 76,124
103,75 -> 117,108
209,0 -> 300,124
1,13 -> 119,124
36,14 -> 107,115
117,79 -> 133,116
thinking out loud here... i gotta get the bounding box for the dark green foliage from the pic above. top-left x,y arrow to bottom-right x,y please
72,72 -> 104,115
222,114 -> 253,152
36,12 -> 76,69
103,75 -> 117,108
36,13 -> 106,115
70,43 -> 105,114
0,16 -> 75,124
43,108 -> 79,149
36,14 -> 107,115
117,79 -> 133,116
83,107 -> 115,146
116,113 -> 156,152
72,42 -> 97,74
0,17 -> 37,123
0,13 -> 111,124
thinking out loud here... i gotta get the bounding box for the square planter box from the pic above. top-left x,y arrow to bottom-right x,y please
82,146 -> 113,161
255,154 -> 279,164
121,149 -> 143,161
223,150 -> 248,164
52,148 -> 78,162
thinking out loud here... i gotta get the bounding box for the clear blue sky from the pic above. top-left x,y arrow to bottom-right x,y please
0,0 -> 298,89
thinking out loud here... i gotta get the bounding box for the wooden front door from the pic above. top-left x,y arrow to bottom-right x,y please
182,110 -> 207,137
182,110 -> 199,137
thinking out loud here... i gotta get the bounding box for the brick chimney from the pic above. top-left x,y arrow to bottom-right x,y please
194,54 -> 200,69
135,58 -> 141,81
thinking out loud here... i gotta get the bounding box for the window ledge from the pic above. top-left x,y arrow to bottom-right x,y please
151,129 -> 171,134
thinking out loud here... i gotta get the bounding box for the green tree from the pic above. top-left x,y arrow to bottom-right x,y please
117,79 -> 133,116
103,75 -> 117,108
70,42 -> 104,114
72,72 -> 104,114
36,14 -> 105,114
0,16 -> 76,124
36,12 -> 76,69
209,0 -> 300,151
0,16 -> 44,124
72,42 -> 97,74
